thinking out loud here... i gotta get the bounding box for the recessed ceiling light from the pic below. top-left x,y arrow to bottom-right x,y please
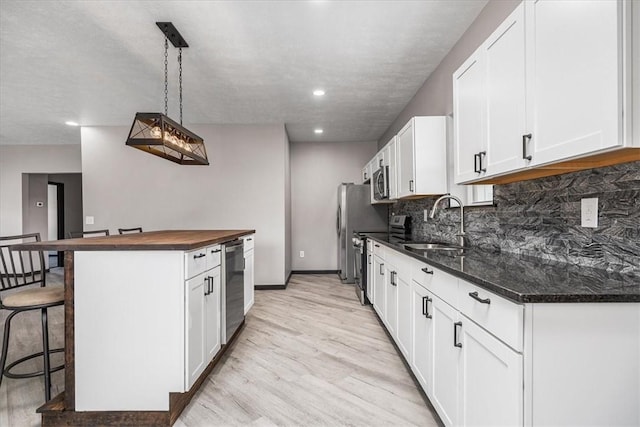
65,121 -> 79,126
314,129 -> 323,134
313,89 -> 325,97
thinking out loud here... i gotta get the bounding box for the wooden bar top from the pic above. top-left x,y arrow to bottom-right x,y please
13,230 -> 254,251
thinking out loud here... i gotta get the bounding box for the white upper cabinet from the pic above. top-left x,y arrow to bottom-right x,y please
397,116 -> 448,198
485,3 -> 528,175
526,0 -> 623,164
386,136 -> 398,200
454,53 -> 486,183
454,0 -> 635,185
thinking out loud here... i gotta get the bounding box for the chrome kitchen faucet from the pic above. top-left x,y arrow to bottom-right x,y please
429,193 -> 466,247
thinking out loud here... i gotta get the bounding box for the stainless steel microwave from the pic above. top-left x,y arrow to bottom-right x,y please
372,166 -> 389,200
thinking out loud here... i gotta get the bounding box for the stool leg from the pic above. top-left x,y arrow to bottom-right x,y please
0,310 -> 18,391
41,308 -> 51,402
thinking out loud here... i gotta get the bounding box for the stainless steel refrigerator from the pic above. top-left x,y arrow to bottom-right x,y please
337,183 -> 387,283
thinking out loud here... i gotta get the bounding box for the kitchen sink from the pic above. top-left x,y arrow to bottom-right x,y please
402,242 -> 465,252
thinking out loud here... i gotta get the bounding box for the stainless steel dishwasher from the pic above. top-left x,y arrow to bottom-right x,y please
221,239 -> 245,344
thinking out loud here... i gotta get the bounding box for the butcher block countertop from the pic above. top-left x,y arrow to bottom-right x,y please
14,230 -> 255,251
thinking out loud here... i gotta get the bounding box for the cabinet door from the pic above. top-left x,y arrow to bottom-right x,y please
373,256 -> 386,319
411,281 -> 434,396
244,250 -> 254,314
366,252 -> 373,304
185,273 -> 206,389
454,52 -> 486,184
526,0 -> 622,164
458,318 -> 523,426
387,137 -> 398,200
396,273 -> 412,360
397,120 -> 415,197
485,2 -> 528,176
385,264 -> 398,338
205,266 -> 221,362
431,296 -> 461,427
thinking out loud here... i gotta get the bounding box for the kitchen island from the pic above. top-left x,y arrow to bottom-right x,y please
15,230 -> 255,426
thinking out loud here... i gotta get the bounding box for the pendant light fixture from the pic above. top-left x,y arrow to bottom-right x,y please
126,22 -> 209,165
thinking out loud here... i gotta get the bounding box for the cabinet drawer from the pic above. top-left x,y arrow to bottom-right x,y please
185,247 -> 208,280
242,234 -> 255,253
372,241 -> 385,257
206,245 -> 222,270
412,259 -> 458,308
458,279 -> 523,352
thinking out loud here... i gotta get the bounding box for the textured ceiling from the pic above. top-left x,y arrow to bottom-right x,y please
0,0 -> 487,144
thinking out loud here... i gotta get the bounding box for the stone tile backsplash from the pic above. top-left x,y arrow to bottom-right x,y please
391,161 -> 640,276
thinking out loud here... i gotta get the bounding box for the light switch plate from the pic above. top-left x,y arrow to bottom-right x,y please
581,198 -> 598,228
85,216 -> 95,225
299,250 -> 305,258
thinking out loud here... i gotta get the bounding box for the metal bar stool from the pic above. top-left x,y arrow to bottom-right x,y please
117,227 -> 143,234
0,233 -> 64,402
67,229 -> 110,239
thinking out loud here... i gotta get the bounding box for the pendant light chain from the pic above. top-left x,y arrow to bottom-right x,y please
178,47 -> 183,125
164,37 -> 169,116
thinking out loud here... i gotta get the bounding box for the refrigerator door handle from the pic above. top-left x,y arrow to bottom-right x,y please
336,206 -> 342,236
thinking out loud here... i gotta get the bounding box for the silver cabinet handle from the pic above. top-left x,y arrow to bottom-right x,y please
409,180 -> 414,192
391,271 -> 397,286
421,267 -> 434,275
454,321 -> 463,348
468,291 -> 491,304
380,263 -> 384,275
522,134 -> 532,161
479,151 -> 487,172
193,253 -> 206,259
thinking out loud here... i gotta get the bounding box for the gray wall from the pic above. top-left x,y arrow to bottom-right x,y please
378,0 -> 520,148
21,172 -> 83,241
22,174 -> 48,240
0,145 -> 82,235
291,140 -> 378,270
81,124 -> 290,286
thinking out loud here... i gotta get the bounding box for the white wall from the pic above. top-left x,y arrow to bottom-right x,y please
81,124 -> 289,286
291,141 -> 378,271
0,144 -> 82,235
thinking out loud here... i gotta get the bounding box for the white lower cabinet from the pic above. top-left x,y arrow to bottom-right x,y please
185,245 -> 223,390
458,316 -> 523,427
372,242 -> 639,426
205,266 -> 222,362
242,234 -> 255,314
185,272 -> 207,389
372,254 -> 385,320
384,260 -> 398,337
431,295 -> 461,427
395,272 -> 411,360
411,280 -> 434,395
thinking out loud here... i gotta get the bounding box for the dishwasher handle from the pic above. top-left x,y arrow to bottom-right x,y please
224,239 -> 244,253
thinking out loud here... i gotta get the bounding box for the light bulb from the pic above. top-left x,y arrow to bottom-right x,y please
150,126 -> 162,138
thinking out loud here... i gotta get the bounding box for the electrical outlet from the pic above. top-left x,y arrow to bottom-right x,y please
299,250 -> 305,258
581,198 -> 598,228
424,209 -> 429,222
86,216 -> 95,225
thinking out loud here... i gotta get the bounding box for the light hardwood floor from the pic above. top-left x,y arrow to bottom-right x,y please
1,272 -> 440,426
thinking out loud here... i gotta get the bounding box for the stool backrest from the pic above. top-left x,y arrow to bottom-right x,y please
0,233 -> 46,293
67,229 -> 110,239
118,227 -> 143,235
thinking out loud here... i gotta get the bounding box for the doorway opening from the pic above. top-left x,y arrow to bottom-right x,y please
47,182 -> 65,267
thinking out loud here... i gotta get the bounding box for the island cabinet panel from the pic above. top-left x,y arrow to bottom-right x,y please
74,251 -> 185,411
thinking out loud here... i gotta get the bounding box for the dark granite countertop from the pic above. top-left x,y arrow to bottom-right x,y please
364,234 -> 640,303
